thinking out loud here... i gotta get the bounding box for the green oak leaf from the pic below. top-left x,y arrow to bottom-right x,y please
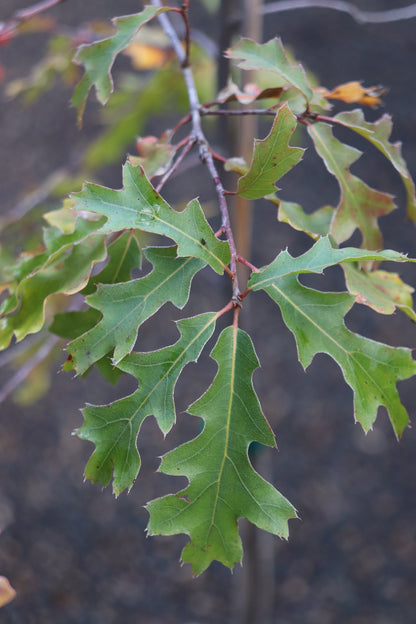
334,110 -> 416,221
50,308 -> 101,341
308,122 -> 396,248
82,230 -> 142,295
248,236 -> 414,290
224,156 -> 248,176
67,246 -> 204,374
83,63 -> 188,171
278,85 -> 330,115
226,38 -> 313,104
51,234 -> 141,376
78,312 -> 218,496
261,275 -> 416,437
275,200 -> 334,239
72,6 -> 171,124
343,265 -> 416,322
129,136 -> 174,179
236,105 -> 304,199
95,356 -> 124,385
147,326 -> 296,575
70,162 -> 231,274
50,309 -> 122,381
0,215 -> 105,316
0,234 -> 106,350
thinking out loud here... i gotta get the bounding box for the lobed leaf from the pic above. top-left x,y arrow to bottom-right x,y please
131,134 -> 174,179
72,6 -> 171,124
343,265 -> 416,321
51,232 -> 142,375
67,246 -> 204,374
83,65 -> 187,171
308,122 -> 396,248
82,230 -> 142,295
71,162 -> 231,274
261,275 -> 416,437
276,199 -> 334,239
226,38 -> 313,104
236,104 -> 304,199
0,234 -> 106,350
248,236 -> 414,291
216,79 -> 283,105
50,308 -> 101,341
333,110 -> 416,221
147,326 -> 296,575
0,215 -> 105,314
78,312 -> 217,496
320,81 -> 386,108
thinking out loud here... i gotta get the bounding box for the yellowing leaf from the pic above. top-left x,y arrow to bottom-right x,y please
123,42 -> 173,70
319,81 -> 387,108
343,265 -> 416,321
308,122 -> 396,248
43,205 -> 77,233
333,110 -> 416,222
216,79 -> 283,104
0,576 -> 16,608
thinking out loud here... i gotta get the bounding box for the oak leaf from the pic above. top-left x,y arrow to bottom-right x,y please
319,81 -> 386,108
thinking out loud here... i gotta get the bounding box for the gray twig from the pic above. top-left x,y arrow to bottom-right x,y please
0,335 -> 60,404
0,165 -> 71,231
262,1 -> 416,24
151,0 -> 240,301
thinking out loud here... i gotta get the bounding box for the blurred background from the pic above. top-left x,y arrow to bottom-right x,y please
0,1 -> 416,622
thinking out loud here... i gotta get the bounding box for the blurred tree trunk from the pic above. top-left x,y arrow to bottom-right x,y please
217,1 -> 276,622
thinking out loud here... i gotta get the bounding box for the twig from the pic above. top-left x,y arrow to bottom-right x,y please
0,334 -> 44,369
0,335 -> 60,404
181,1 -> 191,67
231,0 -> 263,298
16,0 -> 67,21
151,0 -> 240,302
201,107 -> 276,117
0,0 -> 67,38
237,255 -> 259,273
155,137 -> 196,193
215,300 -> 234,320
262,1 -> 416,24
0,162 -> 77,231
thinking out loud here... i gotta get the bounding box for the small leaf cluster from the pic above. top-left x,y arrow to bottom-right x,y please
1,4 -> 416,574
